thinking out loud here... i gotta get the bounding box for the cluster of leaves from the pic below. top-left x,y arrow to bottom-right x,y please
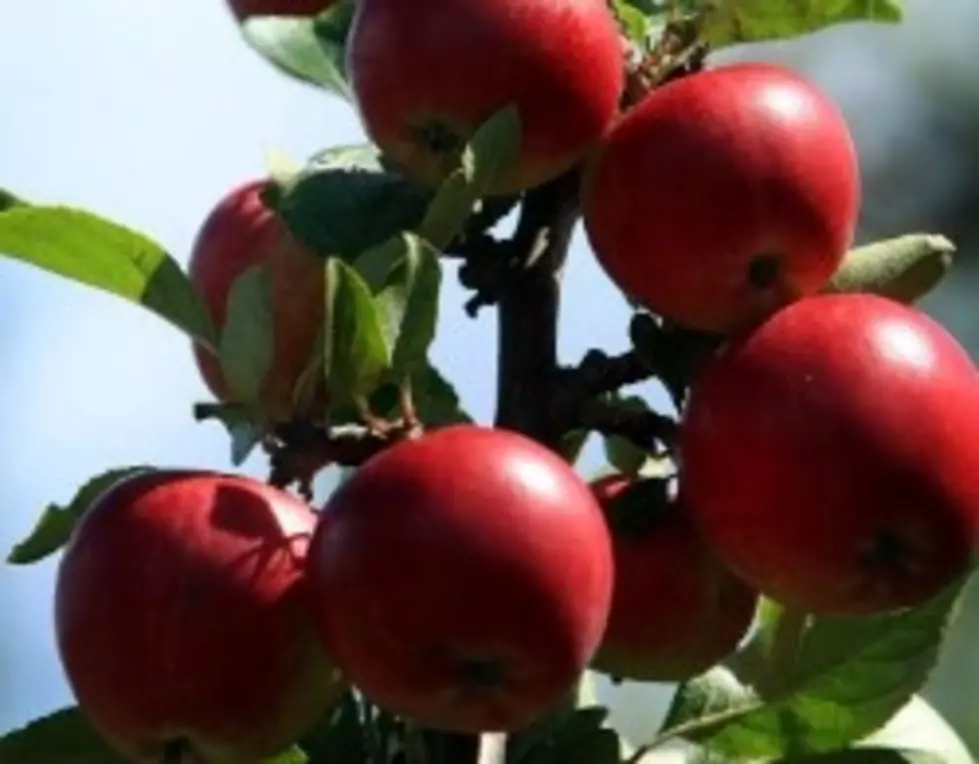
4,0 -> 975,763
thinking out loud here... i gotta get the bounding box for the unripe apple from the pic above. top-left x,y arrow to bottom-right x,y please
582,63 -> 861,334
305,425 -> 614,732
227,0 -> 333,21
189,180 -> 326,425
55,470 -> 344,764
346,0 -> 624,195
589,475 -> 757,682
680,293 -> 979,615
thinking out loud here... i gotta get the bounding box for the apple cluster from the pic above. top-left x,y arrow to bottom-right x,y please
48,0 -> 979,762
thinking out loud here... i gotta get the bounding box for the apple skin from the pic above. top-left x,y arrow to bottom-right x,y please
189,180 -> 326,425
679,293 -> 979,615
582,62 -> 860,334
54,470 -> 345,764
305,424 -> 615,732
589,475 -> 757,682
345,0 -> 624,195
227,0 -> 333,21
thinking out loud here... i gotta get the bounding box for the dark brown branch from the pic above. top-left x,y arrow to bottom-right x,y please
494,168 -> 583,446
266,422 -> 405,499
559,348 -> 655,398
577,397 -> 677,450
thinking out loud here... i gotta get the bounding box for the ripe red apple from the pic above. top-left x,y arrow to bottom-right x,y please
589,474 -> 757,682
305,424 -> 614,732
227,0 -> 333,21
680,293 -> 979,615
55,470 -> 344,764
346,0 -> 624,195
582,62 -> 861,334
189,180 -> 326,425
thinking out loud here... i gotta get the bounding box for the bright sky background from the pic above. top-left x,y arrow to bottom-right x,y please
1,0 -> 973,750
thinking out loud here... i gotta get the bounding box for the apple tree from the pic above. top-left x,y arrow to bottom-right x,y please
3,0 -> 977,762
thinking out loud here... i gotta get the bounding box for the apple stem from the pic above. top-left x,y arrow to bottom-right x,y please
759,601 -> 811,695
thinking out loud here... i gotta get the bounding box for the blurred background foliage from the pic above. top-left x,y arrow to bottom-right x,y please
2,0 -> 978,756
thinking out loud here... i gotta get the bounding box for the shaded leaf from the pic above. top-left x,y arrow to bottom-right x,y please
701,0 -> 903,47
337,362 -> 472,426
0,707 -> 126,762
513,705 -> 621,764
373,234 -> 443,377
418,105 -> 522,248
240,0 -> 355,98
299,691 -> 367,764
325,258 -> 390,403
824,234 -> 954,304
0,203 -> 217,348
273,144 -> 430,259
658,583 -> 965,759
219,264 -> 274,405
559,428 -> 590,465
193,402 -> 264,465
8,467 -> 153,564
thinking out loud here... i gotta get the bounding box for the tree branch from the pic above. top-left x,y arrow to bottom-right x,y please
494,168 -> 583,446
266,422 -> 409,499
577,397 -> 677,449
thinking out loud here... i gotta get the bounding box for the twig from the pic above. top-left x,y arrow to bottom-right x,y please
577,398 -> 677,449
266,422 -> 404,499
560,349 -> 655,398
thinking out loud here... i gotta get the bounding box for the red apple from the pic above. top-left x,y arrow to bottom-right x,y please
582,62 -> 861,334
680,293 -> 979,615
589,475 -> 757,682
55,470 -> 344,764
189,180 -> 326,425
346,0 -> 624,195
305,425 -> 614,732
227,0 -> 333,21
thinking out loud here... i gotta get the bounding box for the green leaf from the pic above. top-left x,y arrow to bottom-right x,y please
219,264 -> 274,405
823,234 -> 955,304
264,747 -> 308,764
193,402 -> 264,465
657,582 -> 966,759
0,203 -> 218,349
240,0 -> 355,98
0,707 -> 127,762
771,696 -> 974,764
611,0 -> 651,45
373,234 -> 443,378
418,105 -> 522,248
324,258 -> 390,403
272,144 -> 430,259
8,467 -> 153,564
701,0 -> 904,47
